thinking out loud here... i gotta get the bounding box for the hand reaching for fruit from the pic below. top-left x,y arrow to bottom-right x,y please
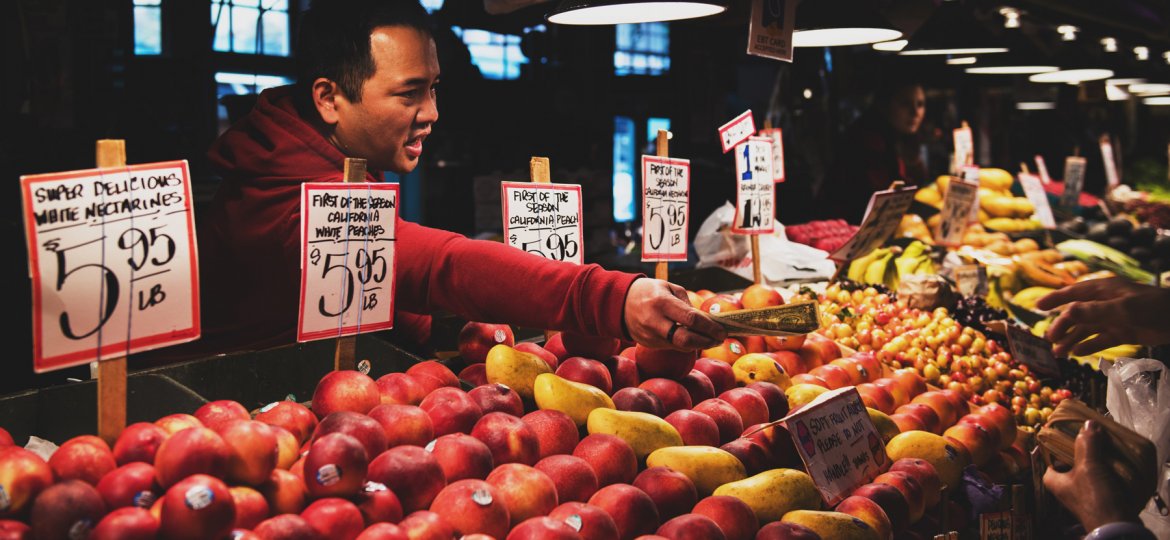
623,278 -> 726,350
1037,277 -> 1170,356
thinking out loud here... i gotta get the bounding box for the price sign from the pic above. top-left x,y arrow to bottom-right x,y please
502,182 -> 583,265
760,127 -> 786,182
1018,172 -> 1055,228
936,177 -> 979,246
298,183 -> 397,342
1061,157 -> 1087,209
747,0 -> 795,62
956,264 -> 988,298
1034,155 -> 1052,184
953,125 -> 974,174
1006,324 -> 1060,377
782,387 -> 887,505
829,186 -> 917,262
718,110 -> 756,154
20,161 -> 200,372
979,512 -> 1013,540
732,137 -> 775,234
641,156 -> 690,262
961,166 -> 982,223
1100,135 -> 1120,190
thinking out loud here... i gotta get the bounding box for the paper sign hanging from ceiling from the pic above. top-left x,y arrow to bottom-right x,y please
641,156 -> 690,262
501,182 -> 584,265
718,110 -> 756,154
20,161 -> 201,372
747,0 -> 796,62
299,183 -> 397,342
732,137 -> 776,234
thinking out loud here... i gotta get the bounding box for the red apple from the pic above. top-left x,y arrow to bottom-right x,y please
719,438 -> 772,476
601,355 -> 640,391
398,510 -> 455,540
587,484 -> 660,540
856,383 -> 896,414
406,361 -> 460,392
97,462 -> 160,510
873,470 -> 925,524
356,522 -> 409,539
835,495 -> 892,540
154,414 -> 203,436
312,371 -> 381,418
573,434 -> 638,487
634,345 -> 698,381
459,322 -> 515,363
428,433 -> 495,481
692,399 -> 744,445
522,410 -> 580,459
195,400 -> 250,433
699,295 -> 742,315
516,342 -> 559,370
159,474 -> 235,540
764,334 -> 806,353
718,388 -> 768,428
768,350 -> 807,377
368,404 -> 435,448
471,412 -> 541,466
894,404 -> 941,435
428,479 -> 510,539
679,370 -> 716,405
230,486 -> 270,530
507,516 -> 582,539
640,378 -> 693,414
740,284 -> 784,309
254,400 -> 318,444
253,514 -> 319,540
368,445 -> 446,514
808,364 -> 853,390
259,469 -> 307,515
656,513 -> 726,540
611,387 -> 665,416
153,427 -> 230,488
850,482 -> 909,533
633,466 -> 697,520
113,422 -> 169,465
889,458 -> 943,508
48,435 -> 117,485
375,373 -> 427,406
486,463 -> 559,527
548,501 -> 620,540
557,357 -> 614,394
692,495 -> 758,540
355,480 -> 404,524
303,432 -> 369,498
301,497 -> 365,540
535,455 -> 599,503
220,420 -> 280,486
469,383 -> 526,416
458,364 -> 489,387
747,382 -> 790,421
419,387 -> 483,437
664,410 -> 720,447
29,479 -> 105,540
91,507 -> 158,540
315,411 -> 389,460
693,358 -> 736,395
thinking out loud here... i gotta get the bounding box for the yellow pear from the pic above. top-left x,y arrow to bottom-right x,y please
533,373 -> 614,426
712,468 -> 821,523
785,383 -> 829,410
586,408 -> 683,460
781,510 -> 881,540
866,407 -> 900,444
646,446 -> 747,495
885,430 -> 971,489
485,344 -> 552,400
733,353 -> 792,389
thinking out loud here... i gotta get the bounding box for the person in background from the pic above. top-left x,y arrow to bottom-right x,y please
158,0 -> 724,364
820,75 -> 928,223
1037,277 -> 1170,356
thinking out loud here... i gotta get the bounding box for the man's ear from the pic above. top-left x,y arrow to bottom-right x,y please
311,78 -> 343,125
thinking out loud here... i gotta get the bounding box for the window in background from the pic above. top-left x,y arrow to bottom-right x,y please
214,72 -> 293,131
451,26 -> 528,80
615,22 -> 670,76
613,116 -> 637,223
646,117 -> 672,146
134,0 -> 163,55
211,0 -> 290,56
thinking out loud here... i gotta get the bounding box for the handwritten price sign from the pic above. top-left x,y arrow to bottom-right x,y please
937,177 -> 979,246
642,156 -> 690,262
760,128 -> 786,182
1006,324 -> 1060,377
502,182 -> 583,265
732,137 -> 776,234
298,183 -> 397,342
718,110 -> 756,154
20,161 -> 200,372
829,186 -> 917,262
1018,172 -> 1055,228
1061,156 -> 1087,209
953,125 -> 974,174
783,387 -> 887,505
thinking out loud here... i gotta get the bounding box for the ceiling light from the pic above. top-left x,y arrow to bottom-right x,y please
1143,96 -> 1170,105
1164,51 -> 1170,64
546,0 -> 726,25
1029,69 -> 1114,84
999,7 -> 1020,29
899,2 -> 1008,56
966,64 -> 1057,74
1100,37 -> 1118,53
1106,84 -> 1130,101
1057,25 -> 1078,41
792,0 -> 902,48
1016,102 -> 1055,110
793,28 -> 903,47
1130,83 -> 1170,95
873,39 -> 908,52
947,56 -> 978,65
1134,46 -> 1150,61
803,88 -> 813,99
1107,78 -> 1147,85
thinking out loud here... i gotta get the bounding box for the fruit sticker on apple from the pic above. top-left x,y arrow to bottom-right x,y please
776,387 -> 887,505
298,183 -> 398,342
731,137 -> 775,235
641,156 -> 690,262
501,182 -> 583,265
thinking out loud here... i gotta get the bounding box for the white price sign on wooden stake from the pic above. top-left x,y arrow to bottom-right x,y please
502,182 -> 584,265
20,161 -> 200,372
760,127 -> 786,182
782,387 -> 887,506
961,165 -> 982,223
1100,135 -> 1121,189
1061,156 -> 1087,209
641,156 -> 690,262
953,125 -> 974,173
937,176 -> 979,246
1034,155 -> 1052,184
732,137 -> 775,234
829,186 -> 917,263
718,110 -> 756,154
298,183 -> 398,342
1018,172 -> 1055,228
746,0 -> 795,62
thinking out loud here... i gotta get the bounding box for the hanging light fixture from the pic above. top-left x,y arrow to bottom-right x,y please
898,2 -> 1008,56
947,56 -> 978,65
1100,37 -> 1119,53
873,39 -> 908,52
1057,25 -> 1079,41
1134,46 -> 1150,61
1030,68 -> 1113,84
1130,83 -> 1170,96
1026,41 -> 1114,84
998,7 -> 1021,29
546,0 -> 727,25
964,33 -> 1055,75
1016,101 -> 1056,110
791,0 -> 902,48
1144,96 -> 1170,105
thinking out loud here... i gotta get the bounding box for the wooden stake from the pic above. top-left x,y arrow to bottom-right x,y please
333,158 -> 367,372
96,139 -> 127,445
529,157 -> 556,342
655,130 -> 670,282
750,235 -> 762,284
1020,162 -> 1031,175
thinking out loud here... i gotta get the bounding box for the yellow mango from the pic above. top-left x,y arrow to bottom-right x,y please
533,373 -> 615,426
867,407 -> 900,444
485,344 -> 553,400
646,446 -> 747,495
586,408 -> 683,460
885,431 -> 971,489
713,468 -> 821,523
785,383 -> 829,410
781,510 -> 881,540
733,353 -> 792,389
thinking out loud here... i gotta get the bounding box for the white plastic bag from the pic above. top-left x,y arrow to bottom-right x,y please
693,202 -> 837,284
1103,357 -> 1170,537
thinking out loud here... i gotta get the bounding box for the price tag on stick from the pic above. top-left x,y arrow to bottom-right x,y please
732,137 -> 775,234
641,156 -> 690,263
1100,134 -> 1121,190
760,127 -> 786,182
502,182 -> 584,265
746,0 -> 796,62
1006,323 -> 1060,377
1061,156 -> 1087,209
829,186 -> 917,263
936,176 -> 979,247
718,110 -> 756,154
1018,172 -> 1056,228
1034,155 -> 1052,184
952,123 -> 974,174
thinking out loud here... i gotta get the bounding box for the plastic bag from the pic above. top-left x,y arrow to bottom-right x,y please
693,202 -> 837,284
1103,357 -> 1170,537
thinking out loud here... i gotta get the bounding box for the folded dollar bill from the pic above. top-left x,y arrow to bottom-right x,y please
709,301 -> 821,337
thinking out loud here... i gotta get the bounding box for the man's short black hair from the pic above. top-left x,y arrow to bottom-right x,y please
296,0 -> 433,102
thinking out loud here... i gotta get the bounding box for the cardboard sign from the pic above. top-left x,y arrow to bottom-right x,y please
1061,157 -> 1087,209
747,0 -> 795,62
979,512 -> 1012,540
718,110 -> 756,154
760,127 -> 786,182
829,186 -> 917,262
1100,135 -> 1120,189
1034,155 -> 1052,184
641,156 -> 690,262
953,126 -> 974,173
782,387 -> 887,505
1018,172 -> 1055,228
1006,323 -> 1060,376
20,161 -> 200,372
501,182 -> 584,265
955,264 -> 988,298
962,165 -> 982,223
298,183 -> 397,342
937,177 -> 979,246
732,137 -> 775,234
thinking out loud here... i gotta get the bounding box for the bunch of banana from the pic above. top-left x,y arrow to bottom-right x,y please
1015,250 -> 1076,288
894,241 -> 935,284
847,247 -> 895,283
846,242 -> 937,289
983,217 -> 1044,232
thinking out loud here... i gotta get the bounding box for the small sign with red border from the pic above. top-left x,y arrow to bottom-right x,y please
782,387 -> 887,506
718,110 -> 757,154
641,156 -> 690,262
732,137 -> 776,234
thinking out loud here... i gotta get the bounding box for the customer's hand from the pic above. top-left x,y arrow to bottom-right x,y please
623,278 -> 726,350
1043,420 -> 1147,532
1037,277 -> 1170,356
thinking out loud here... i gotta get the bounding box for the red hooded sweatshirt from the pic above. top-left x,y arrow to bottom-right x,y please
180,85 -> 637,358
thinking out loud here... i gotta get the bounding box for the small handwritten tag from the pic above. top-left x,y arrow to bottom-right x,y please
1100,135 -> 1120,189
782,387 -> 887,505
962,166 -> 982,223
732,137 -> 775,234
1061,157 -> 1087,209
979,512 -> 1013,540
1006,324 -> 1060,376
719,110 -> 756,154
956,264 -> 988,297
829,187 -> 917,262
953,126 -> 974,174
501,182 -> 584,265
747,0 -> 795,62
1034,155 -> 1051,184
760,128 -> 786,182
1018,172 -> 1055,228
937,177 -> 979,246
641,156 -> 690,262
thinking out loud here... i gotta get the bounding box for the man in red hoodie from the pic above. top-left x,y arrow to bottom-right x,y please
186,0 -> 724,359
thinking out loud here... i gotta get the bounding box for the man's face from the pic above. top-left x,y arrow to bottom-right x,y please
332,26 -> 440,173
